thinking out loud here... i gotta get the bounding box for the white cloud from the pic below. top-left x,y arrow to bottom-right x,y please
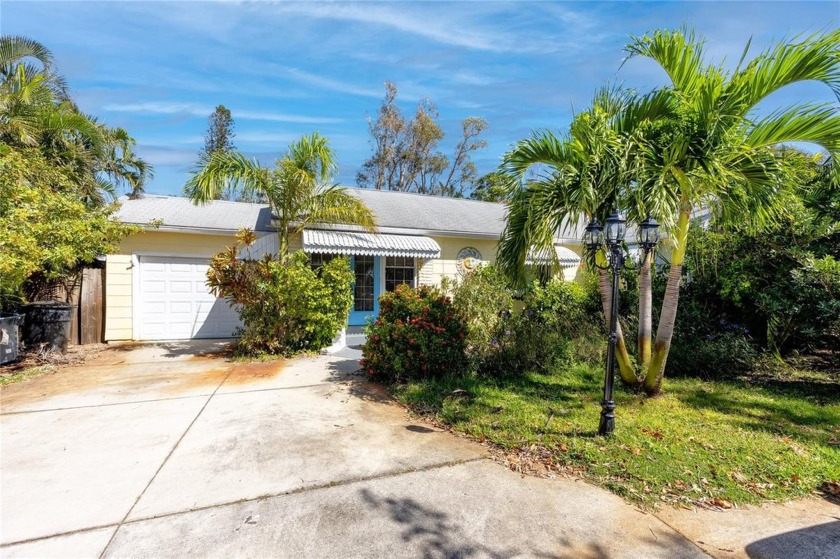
450,71 -> 497,87
269,65 -> 383,98
102,102 -> 344,123
268,3 -> 560,54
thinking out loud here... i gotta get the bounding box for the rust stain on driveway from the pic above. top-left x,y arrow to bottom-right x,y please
0,344 -> 285,411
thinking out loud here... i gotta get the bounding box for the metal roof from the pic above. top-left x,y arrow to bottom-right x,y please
116,195 -> 273,232
303,229 -> 441,258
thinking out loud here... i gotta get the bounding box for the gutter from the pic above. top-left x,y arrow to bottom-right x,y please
128,225 -> 274,236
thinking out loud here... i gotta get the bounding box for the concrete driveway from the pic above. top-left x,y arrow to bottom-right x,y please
1,342 -> 837,558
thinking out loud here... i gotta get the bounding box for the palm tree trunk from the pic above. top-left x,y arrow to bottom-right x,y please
644,209 -> 690,395
597,268 -> 641,389
638,251 -> 653,371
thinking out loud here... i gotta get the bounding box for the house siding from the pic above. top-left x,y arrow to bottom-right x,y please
104,254 -> 133,341
417,237 -> 500,287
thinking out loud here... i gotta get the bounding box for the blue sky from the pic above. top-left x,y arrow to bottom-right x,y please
3,1 -> 838,196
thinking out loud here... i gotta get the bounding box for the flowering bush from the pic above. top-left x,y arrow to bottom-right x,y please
361,284 -> 467,383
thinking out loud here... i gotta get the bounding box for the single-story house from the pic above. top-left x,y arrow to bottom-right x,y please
105,188 -> 584,342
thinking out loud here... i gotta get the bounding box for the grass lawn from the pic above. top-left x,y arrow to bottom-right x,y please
393,361 -> 840,509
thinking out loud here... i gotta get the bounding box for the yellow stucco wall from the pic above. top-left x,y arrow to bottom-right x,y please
104,230 -> 237,341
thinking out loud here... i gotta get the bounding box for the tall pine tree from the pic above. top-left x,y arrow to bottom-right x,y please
199,105 -> 236,163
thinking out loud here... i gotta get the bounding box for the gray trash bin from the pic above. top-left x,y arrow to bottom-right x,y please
22,302 -> 73,354
0,313 -> 23,364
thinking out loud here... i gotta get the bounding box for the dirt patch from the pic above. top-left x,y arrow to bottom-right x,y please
1,344 -> 110,377
160,367 -> 233,395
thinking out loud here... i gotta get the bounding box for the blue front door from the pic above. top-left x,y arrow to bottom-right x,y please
348,255 -> 380,326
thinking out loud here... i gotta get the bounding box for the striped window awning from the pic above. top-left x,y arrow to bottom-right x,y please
526,246 -> 581,267
303,229 -> 441,258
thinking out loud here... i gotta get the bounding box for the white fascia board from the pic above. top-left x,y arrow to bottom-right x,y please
136,225 -> 242,236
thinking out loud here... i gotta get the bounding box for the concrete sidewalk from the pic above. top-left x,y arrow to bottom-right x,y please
1,342 -> 836,558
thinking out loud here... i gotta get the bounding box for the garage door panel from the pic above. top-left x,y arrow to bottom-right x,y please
142,262 -> 166,273
142,305 -> 166,321
168,281 -> 192,294
143,281 -> 166,293
169,301 -> 193,314
169,263 -> 194,273
138,256 -> 240,340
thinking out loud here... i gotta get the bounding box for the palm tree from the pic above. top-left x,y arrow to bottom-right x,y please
0,35 -> 68,99
499,29 -> 839,395
626,28 -> 839,394
499,88 -> 671,389
184,132 -> 377,259
0,35 -> 69,147
1,36 -> 151,205
100,127 -> 154,200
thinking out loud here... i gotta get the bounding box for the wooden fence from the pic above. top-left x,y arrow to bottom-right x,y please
67,268 -> 104,345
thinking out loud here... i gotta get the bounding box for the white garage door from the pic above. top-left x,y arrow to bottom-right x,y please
137,255 -> 241,340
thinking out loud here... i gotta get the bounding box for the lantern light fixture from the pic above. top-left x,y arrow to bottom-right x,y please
604,208 -> 626,247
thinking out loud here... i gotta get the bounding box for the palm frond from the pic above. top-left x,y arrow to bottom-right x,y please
624,27 -> 709,93
184,151 -> 270,204
745,103 -> 840,153
285,132 -> 337,184
0,35 -> 55,76
727,29 -> 840,109
304,186 -> 377,232
500,131 -> 573,180
614,88 -> 677,135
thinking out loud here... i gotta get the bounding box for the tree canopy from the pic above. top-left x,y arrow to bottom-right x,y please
0,35 -> 152,203
357,81 -> 488,197
0,35 -> 142,309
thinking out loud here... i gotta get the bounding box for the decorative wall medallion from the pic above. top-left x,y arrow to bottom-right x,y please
456,247 -> 482,276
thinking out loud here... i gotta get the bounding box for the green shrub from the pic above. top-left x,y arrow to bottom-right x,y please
666,330 -> 759,379
0,147 -> 133,311
361,284 -> 467,383
679,200 -> 840,354
443,266 -> 514,372
523,278 -> 592,336
765,255 -> 840,348
208,233 -> 353,356
446,270 -> 600,376
490,311 -> 571,374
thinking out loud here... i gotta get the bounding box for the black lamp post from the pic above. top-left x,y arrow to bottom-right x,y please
584,209 -> 660,436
